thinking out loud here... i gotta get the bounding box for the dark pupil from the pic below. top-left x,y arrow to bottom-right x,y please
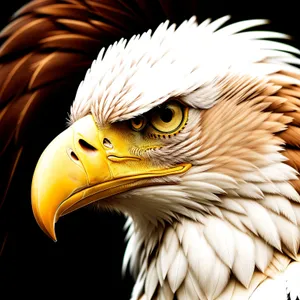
133,117 -> 142,126
160,107 -> 173,123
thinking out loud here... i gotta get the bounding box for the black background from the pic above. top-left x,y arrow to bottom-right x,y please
0,1 -> 299,299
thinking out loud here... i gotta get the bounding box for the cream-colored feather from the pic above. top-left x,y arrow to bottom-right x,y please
204,218 -> 235,268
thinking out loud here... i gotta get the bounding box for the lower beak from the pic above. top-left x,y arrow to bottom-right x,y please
31,115 -> 190,241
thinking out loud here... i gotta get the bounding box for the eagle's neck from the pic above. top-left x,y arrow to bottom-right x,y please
116,145 -> 300,300
126,214 -> 294,300
117,151 -> 300,299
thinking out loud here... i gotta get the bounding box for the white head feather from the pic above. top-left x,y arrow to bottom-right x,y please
70,16 -> 300,126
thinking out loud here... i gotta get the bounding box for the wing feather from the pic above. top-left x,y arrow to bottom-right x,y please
56,19 -> 103,38
28,52 -> 90,89
12,0 -> 56,17
0,18 -> 57,56
0,15 -> 34,38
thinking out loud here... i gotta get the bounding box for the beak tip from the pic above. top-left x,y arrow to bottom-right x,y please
52,234 -> 58,242
49,233 -> 57,242
32,202 -> 58,242
46,224 -> 58,242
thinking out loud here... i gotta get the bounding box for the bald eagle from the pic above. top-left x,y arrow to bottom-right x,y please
1,0 -> 300,299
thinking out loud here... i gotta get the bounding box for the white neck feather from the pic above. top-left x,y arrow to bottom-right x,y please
119,153 -> 300,299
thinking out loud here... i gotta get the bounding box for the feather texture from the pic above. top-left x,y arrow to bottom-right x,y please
2,2 -> 300,299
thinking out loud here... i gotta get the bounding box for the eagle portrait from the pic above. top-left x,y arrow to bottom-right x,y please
1,0 -> 300,299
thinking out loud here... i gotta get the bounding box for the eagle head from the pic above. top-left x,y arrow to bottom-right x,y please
31,16 -> 300,299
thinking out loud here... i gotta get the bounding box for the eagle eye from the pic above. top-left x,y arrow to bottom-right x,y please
129,101 -> 188,137
130,115 -> 147,131
150,101 -> 187,134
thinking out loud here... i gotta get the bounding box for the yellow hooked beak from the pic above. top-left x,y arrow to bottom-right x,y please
31,115 -> 190,241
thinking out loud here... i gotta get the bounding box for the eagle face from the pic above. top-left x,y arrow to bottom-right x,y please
31,16 -> 300,299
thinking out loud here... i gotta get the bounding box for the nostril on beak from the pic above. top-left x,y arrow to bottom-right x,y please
70,151 -> 79,161
67,148 -> 80,162
103,138 -> 113,149
78,139 -> 97,153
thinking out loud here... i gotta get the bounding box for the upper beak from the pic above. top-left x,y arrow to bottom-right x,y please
31,114 -> 190,241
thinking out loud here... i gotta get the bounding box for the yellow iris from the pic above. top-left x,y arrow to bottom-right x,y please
150,101 -> 187,134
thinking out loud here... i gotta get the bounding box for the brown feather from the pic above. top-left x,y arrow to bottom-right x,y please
0,15 -> 33,38
85,0 -> 138,18
280,86 -> 300,97
12,0 -> 56,18
0,59 -> 22,104
0,54 -> 35,103
34,4 -> 91,21
56,19 -> 103,38
278,126 -> 300,148
283,149 -> 300,171
273,101 -> 298,113
89,19 -> 126,36
285,111 -> 300,126
290,179 -> 300,194
28,52 -> 90,89
40,33 -> 101,54
267,72 -> 300,200
84,1 -> 140,30
0,18 -> 56,56
264,96 -> 288,111
271,76 -> 300,148
278,93 -> 300,108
